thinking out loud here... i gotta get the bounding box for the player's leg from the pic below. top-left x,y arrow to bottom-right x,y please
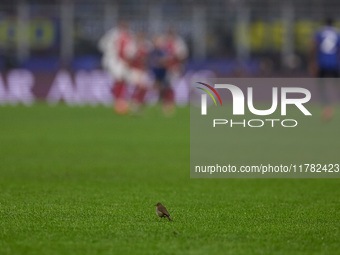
111,60 -> 129,114
331,70 -> 340,101
130,69 -> 149,114
318,69 -> 335,121
160,78 -> 175,116
323,70 -> 340,121
317,69 -> 328,106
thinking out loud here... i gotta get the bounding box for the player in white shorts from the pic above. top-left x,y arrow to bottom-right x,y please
98,21 -> 132,114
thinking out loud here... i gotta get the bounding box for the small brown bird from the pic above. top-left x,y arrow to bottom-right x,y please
155,202 -> 172,221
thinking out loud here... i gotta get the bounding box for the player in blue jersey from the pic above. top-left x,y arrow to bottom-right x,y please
149,35 -> 175,116
310,18 -> 340,120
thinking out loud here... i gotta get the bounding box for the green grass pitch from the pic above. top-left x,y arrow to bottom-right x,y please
0,104 -> 339,254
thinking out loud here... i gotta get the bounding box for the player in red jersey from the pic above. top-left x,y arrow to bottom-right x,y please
125,31 -> 152,114
164,27 -> 188,81
98,21 -> 132,114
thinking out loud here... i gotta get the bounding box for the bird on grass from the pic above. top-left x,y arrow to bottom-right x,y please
155,202 -> 172,221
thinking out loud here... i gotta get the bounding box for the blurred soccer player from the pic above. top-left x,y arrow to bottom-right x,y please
310,18 -> 340,120
125,31 -> 151,114
149,35 -> 174,116
164,27 -> 188,81
98,21 -> 132,114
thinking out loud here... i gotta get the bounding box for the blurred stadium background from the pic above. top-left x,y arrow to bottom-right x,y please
0,0 -> 340,105
1,2 -> 340,254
